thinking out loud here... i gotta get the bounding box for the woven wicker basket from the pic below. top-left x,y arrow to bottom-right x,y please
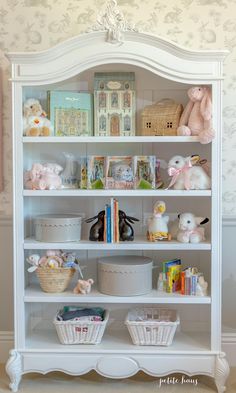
36,267 -> 75,293
125,308 -> 180,346
141,99 -> 183,136
54,310 -> 109,345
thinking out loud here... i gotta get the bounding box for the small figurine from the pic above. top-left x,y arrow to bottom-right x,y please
147,201 -> 170,241
85,210 -> 105,241
176,213 -> 209,243
118,210 -> 139,241
196,275 -> 208,296
167,155 -> 211,190
73,279 -> 94,294
23,98 -> 53,137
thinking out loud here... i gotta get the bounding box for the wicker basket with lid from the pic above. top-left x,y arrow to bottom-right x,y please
141,98 -> 183,136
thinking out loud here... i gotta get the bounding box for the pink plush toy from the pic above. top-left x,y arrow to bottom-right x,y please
177,86 -> 214,144
24,163 -> 63,190
73,279 -> 94,295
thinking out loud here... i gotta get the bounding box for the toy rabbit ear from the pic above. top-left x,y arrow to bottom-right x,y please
200,218 -> 209,225
195,217 -> 209,225
85,215 -> 98,223
179,100 -> 194,126
200,88 -> 212,121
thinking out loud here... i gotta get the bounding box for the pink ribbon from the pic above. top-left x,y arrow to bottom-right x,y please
167,161 -> 192,190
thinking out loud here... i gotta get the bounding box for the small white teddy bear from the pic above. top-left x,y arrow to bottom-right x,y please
176,213 -> 209,243
23,98 -> 53,137
167,155 -> 211,190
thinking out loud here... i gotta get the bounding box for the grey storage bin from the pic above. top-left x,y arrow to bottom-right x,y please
34,214 -> 82,242
98,255 -> 153,296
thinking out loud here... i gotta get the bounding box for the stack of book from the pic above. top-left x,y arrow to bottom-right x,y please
162,258 -> 182,293
104,198 -> 119,243
181,267 -> 199,296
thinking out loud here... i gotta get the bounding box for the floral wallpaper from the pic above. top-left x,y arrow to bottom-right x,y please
0,0 -> 236,215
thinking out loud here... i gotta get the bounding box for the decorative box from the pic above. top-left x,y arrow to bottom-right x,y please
141,98 -> 183,136
133,156 -> 156,189
125,308 -> 180,346
34,214 -> 82,242
94,72 -> 136,137
48,91 -> 93,136
105,156 -> 134,189
98,255 -> 153,296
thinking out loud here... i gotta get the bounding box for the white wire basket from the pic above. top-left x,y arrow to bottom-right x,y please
54,310 -> 109,345
125,308 -> 180,346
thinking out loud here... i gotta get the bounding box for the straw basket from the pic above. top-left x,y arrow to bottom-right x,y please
141,99 -> 183,136
125,308 -> 180,346
54,310 -> 109,344
36,267 -> 75,293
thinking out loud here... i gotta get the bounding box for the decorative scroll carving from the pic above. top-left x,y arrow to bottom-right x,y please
87,0 -> 138,44
5,350 -> 22,392
215,353 -> 230,393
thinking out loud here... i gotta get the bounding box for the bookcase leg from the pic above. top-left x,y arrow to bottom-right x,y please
5,350 -> 22,392
215,353 -> 230,393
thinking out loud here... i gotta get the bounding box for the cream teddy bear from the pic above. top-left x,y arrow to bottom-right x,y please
23,98 -> 53,136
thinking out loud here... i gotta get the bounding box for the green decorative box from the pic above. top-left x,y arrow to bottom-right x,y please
48,91 -> 93,136
94,72 -> 136,137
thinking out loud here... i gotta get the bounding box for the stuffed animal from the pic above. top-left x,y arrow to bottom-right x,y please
73,279 -> 94,294
177,86 -> 214,144
112,164 -> 133,182
176,213 -> 209,243
147,201 -> 170,241
23,98 -> 53,137
24,162 -> 63,190
167,155 -> 211,190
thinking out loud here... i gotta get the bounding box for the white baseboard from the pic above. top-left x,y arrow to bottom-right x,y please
0,331 -> 14,363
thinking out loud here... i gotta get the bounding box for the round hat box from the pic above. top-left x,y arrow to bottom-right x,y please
98,255 -> 153,296
34,214 -> 82,242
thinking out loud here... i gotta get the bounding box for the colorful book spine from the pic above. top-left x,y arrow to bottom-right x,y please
114,199 -> 119,242
181,271 -> 185,295
106,204 -> 111,243
110,198 -> 114,243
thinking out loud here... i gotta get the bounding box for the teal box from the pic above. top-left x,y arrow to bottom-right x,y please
48,91 -> 93,136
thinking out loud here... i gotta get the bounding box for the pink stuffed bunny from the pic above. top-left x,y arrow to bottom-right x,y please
177,86 -> 214,144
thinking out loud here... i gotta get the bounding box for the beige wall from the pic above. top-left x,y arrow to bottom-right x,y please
1,0 -> 236,332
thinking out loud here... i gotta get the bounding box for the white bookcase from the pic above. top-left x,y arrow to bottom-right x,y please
5,4 -> 229,392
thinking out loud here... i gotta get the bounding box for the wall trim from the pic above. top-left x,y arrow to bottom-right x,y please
0,331 -> 14,363
0,216 -> 12,227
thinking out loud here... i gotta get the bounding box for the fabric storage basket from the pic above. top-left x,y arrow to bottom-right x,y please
34,214 -> 82,242
54,310 -> 109,344
36,267 -> 75,293
125,308 -> 180,346
98,255 -> 153,296
141,99 -> 183,136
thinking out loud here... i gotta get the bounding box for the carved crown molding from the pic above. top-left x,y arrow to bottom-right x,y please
87,0 -> 138,44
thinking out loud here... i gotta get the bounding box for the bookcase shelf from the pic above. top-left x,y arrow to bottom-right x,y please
6,18 -> 229,393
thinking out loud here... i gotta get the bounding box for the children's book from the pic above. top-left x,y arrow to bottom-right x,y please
48,91 -> 93,136
133,156 -> 156,189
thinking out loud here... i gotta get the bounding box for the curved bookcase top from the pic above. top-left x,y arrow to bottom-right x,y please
6,0 -> 228,85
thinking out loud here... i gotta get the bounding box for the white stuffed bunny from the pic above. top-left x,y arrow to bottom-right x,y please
176,213 -> 209,243
177,86 -> 214,144
23,98 -> 53,137
167,155 -> 211,190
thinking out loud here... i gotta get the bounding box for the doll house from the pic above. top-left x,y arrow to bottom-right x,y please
94,72 -> 136,136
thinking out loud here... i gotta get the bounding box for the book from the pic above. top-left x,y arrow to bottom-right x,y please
106,204 -> 111,243
47,91 -> 93,136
